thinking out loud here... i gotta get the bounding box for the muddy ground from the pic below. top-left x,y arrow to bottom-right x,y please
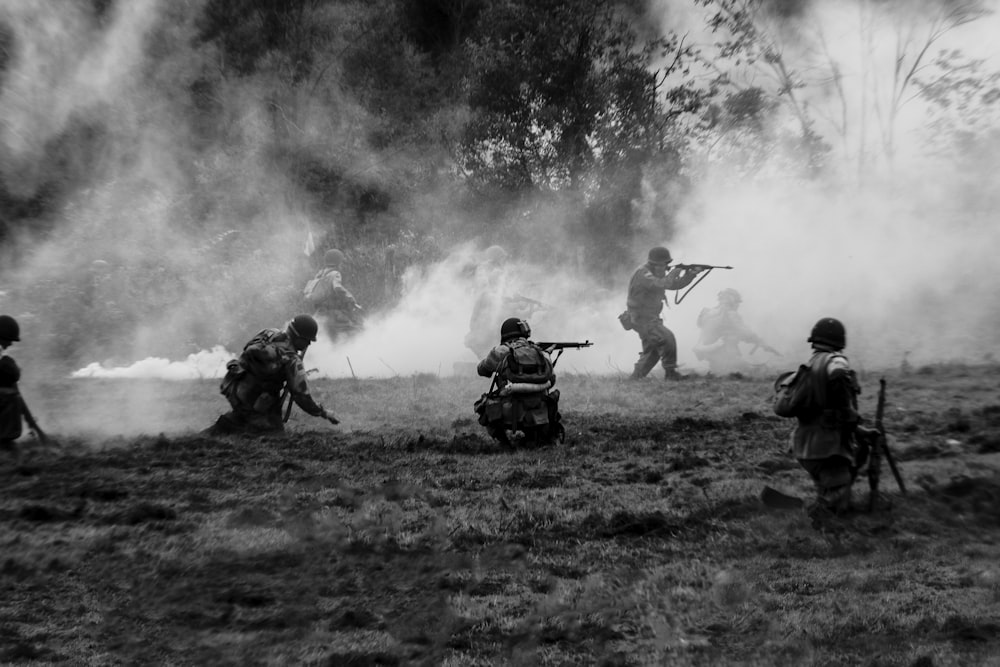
1,365 -> 999,665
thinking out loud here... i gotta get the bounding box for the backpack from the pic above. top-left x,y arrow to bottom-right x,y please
303,269 -> 334,304
502,340 -> 555,385
772,351 -> 849,418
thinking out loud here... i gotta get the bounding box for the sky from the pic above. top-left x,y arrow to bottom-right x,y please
2,0 -> 1000,415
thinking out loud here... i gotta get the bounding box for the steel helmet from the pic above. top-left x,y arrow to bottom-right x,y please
648,246 -> 672,264
483,245 -> 508,265
500,317 -> 530,342
808,317 -> 846,349
718,288 -> 742,305
0,315 -> 20,342
324,248 -> 346,268
288,314 -> 319,342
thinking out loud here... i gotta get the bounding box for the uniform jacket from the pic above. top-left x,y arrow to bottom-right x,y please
0,352 -> 22,441
626,263 -> 700,320
792,348 -> 860,461
237,329 -> 325,417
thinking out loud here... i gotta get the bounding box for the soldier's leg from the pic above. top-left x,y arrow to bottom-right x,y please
800,457 -> 854,514
653,323 -> 679,378
631,324 -> 661,379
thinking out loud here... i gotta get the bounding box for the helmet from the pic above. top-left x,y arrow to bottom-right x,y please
288,314 -> 319,342
324,248 -> 346,268
483,245 -> 508,265
500,317 -> 530,342
718,288 -> 742,305
808,317 -> 846,349
0,315 -> 19,342
648,246 -> 672,264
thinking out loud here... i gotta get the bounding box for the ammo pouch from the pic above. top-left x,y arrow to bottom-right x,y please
474,393 -> 506,426
219,359 -> 245,398
618,310 -> 633,331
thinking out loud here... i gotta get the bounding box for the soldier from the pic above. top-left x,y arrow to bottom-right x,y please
0,315 -> 23,462
464,245 -> 543,359
474,317 -> 561,447
693,288 -> 779,375
208,315 -> 339,435
775,317 -> 871,517
624,246 -> 706,380
304,248 -> 363,339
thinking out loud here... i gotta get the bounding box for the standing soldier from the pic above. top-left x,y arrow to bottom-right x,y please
624,246 -> 706,380
0,315 -> 48,463
693,288 -> 779,375
304,248 -> 363,340
773,317 -> 871,518
208,315 -> 340,435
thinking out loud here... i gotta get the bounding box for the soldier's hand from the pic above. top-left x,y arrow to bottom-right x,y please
321,409 -> 340,425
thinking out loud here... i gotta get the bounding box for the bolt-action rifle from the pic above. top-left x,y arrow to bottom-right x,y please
535,341 -> 593,367
867,378 -> 907,511
17,393 -> 53,447
669,263 -> 734,304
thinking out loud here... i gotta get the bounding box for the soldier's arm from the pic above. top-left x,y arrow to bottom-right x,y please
477,345 -> 508,377
285,356 -> 328,417
826,357 -> 860,424
662,266 -> 704,291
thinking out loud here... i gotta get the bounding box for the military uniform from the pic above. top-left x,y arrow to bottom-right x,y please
782,318 -> 865,515
212,323 -> 332,434
626,250 -> 701,379
308,267 -> 362,337
0,315 -> 23,459
0,351 -> 22,447
693,294 -> 766,374
475,319 -> 561,446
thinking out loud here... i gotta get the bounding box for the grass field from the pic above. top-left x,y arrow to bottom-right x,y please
2,365 -> 999,665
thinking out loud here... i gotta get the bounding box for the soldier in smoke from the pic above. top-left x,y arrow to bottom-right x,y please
208,315 -> 339,435
304,248 -> 363,340
624,246 -> 706,380
464,245 -> 545,359
693,288 -> 779,375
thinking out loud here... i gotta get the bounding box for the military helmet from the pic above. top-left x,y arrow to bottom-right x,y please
483,245 -> 508,265
718,288 -> 742,305
288,314 -> 319,342
324,248 -> 346,268
500,317 -> 530,342
0,315 -> 20,342
648,246 -> 672,264
808,317 -> 846,349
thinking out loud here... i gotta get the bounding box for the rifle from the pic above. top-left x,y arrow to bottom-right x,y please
670,264 -> 734,304
535,341 -> 593,367
507,293 -> 550,312
281,348 -> 306,423
867,378 -> 907,511
17,394 -> 53,447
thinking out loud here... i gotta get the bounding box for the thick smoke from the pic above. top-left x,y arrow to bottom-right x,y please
2,0 -> 1000,438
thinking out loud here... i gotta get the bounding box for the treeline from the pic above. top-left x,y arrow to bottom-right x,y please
0,0 -> 827,281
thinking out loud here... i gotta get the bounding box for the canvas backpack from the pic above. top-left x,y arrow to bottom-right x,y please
303,269 -> 335,304
501,340 -> 555,385
772,351 -> 844,418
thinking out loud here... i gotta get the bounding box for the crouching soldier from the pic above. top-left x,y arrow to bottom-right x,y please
773,317 -> 871,518
0,315 -> 25,462
474,318 -> 562,447
208,315 -> 339,435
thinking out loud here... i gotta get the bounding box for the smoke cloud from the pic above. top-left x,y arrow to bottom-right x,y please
1,0 -> 999,438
